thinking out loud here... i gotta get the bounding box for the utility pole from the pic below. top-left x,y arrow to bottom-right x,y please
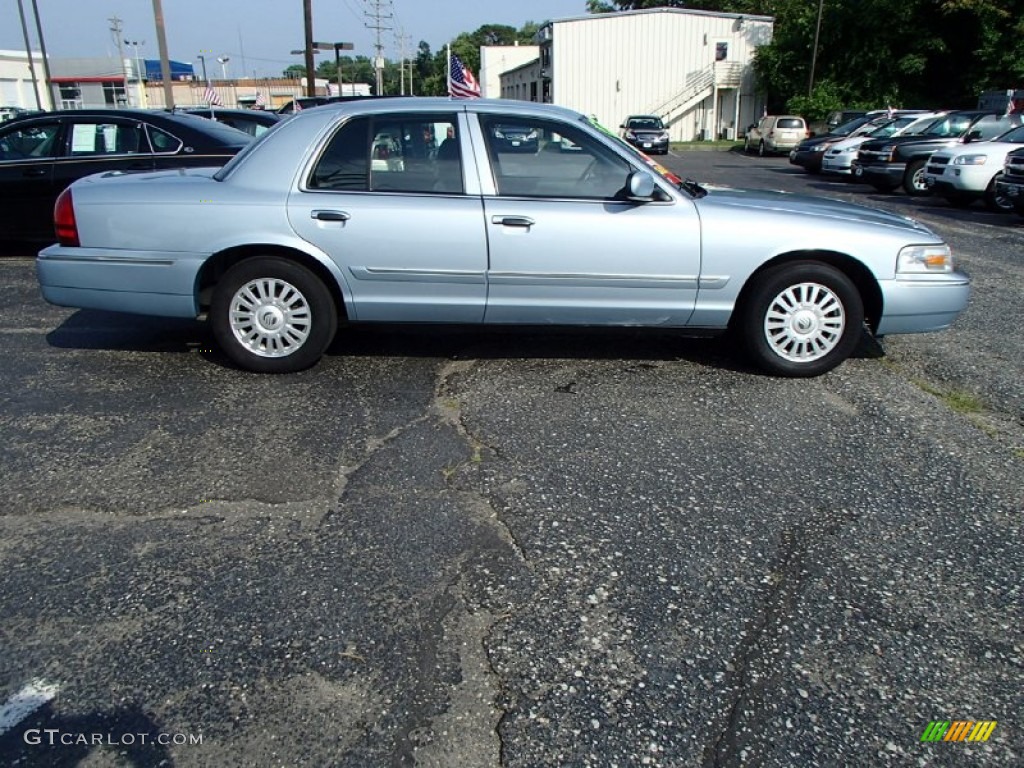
365,0 -> 392,96
808,0 -> 824,97
152,0 -> 174,109
303,0 -> 315,97
29,0 -> 54,110
109,16 -> 129,106
16,0 -> 42,110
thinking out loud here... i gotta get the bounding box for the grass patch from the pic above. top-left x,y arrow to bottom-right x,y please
670,140 -> 745,151
912,379 -> 985,414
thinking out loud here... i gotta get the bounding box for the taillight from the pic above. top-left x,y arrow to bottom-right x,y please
54,187 -> 79,247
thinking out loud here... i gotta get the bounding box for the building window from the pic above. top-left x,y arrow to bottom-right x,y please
59,84 -> 82,110
102,82 -> 127,107
530,82 -> 537,102
715,42 -> 729,62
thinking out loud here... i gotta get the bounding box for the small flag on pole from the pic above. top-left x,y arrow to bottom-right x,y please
254,90 -> 266,109
448,53 -> 480,99
204,85 -> 222,107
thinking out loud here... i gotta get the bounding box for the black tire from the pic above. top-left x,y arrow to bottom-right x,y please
758,140 -> 767,157
984,173 -> 1014,213
210,257 -> 337,373
741,261 -> 865,378
902,158 -> 930,197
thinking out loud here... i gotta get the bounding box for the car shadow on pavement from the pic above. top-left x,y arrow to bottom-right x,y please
44,311 -> 885,376
46,310 -> 213,354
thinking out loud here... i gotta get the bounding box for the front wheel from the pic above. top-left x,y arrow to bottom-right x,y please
984,173 -> 1014,213
741,262 -> 864,377
210,257 -> 337,373
903,159 -> 930,196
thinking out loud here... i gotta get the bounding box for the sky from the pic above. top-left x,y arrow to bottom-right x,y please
0,0 -> 589,78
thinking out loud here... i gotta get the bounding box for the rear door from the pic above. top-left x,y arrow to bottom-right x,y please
287,110 -> 488,323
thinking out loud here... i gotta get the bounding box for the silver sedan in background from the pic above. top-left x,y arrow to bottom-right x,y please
36,98 -> 969,377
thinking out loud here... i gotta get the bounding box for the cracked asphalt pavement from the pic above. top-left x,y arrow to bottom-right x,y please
0,150 -> 1021,767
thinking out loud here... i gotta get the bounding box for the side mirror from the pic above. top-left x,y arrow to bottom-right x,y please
964,129 -> 982,143
627,171 -> 657,201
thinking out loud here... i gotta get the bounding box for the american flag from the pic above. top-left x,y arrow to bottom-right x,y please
448,53 -> 480,99
204,85 -> 222,107
254,90 -> 266,109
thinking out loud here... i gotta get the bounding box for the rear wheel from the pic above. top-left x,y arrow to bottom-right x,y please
758,140 -> 767,157
211,257 -> 337,373
984,173 -> 1014,213
903,158 -> 930,196
741,262 -> 864,378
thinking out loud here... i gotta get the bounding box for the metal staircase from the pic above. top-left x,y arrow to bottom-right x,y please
648,62 -> 743,125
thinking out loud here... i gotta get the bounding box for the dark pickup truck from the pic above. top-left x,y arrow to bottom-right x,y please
854,110 -> 1011,195
994,146 -> 1024,216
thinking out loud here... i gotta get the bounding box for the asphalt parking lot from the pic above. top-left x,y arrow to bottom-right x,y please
0,150 -> 1021,767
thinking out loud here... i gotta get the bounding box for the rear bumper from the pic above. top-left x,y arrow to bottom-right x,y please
876,271 -> 971,335
36,246 -> 204,318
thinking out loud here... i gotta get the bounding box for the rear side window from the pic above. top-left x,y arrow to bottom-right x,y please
0,121 -> 61,160
777,118 -> 804,129
68,121 -> 147,155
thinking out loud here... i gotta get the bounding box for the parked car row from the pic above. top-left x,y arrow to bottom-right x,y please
783,109 -> 1024,214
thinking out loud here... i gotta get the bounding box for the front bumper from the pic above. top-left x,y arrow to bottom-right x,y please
789,149 -> 824,171
923,165 -> 992,196
625,136 -> 669,153
876,270 -> 971,335
995,178 -> 1024,211
859,162 -> 906,185
821,155 -> 855,174
36,246 -> 203,318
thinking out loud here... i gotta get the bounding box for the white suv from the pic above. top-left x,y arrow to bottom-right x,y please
924,120 -> 1024,211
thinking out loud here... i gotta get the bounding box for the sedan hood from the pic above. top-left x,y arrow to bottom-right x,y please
697,185 -> 938,236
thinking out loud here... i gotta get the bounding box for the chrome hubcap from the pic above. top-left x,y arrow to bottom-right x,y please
764,282 -> 845,363
229,278 -> 311,358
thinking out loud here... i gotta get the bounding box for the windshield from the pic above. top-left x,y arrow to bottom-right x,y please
996,125 -> 1024,143
627,117 -> 664,130
923,114 -> 975,137
868,116 -> 916,138
833,116 -> 873,136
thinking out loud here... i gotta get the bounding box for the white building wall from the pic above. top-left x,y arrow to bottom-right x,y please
0,50 -> 49,110
551,10 -> 772,141
480,46 -> 538,99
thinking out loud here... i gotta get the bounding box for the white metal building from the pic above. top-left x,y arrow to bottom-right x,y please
0,49 -> 49,110
498,8 -> 773,142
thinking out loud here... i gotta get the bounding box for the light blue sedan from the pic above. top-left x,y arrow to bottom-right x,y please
36,98 -> 970,376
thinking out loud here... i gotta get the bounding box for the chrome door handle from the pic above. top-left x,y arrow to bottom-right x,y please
491,215 -> 534,228
311,209 -> 350,222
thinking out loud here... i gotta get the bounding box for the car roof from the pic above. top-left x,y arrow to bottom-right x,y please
291,96 -> 587,123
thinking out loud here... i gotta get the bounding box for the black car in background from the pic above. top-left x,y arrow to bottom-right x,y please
788,115 -> 878,174
619,115 -> 670,155
182,107 -> 282,137
0,108 -> 251,243
855,110 -> 1010,195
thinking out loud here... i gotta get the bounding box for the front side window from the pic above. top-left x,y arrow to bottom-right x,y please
481,115 -> 631,200
0,121 -> 61,161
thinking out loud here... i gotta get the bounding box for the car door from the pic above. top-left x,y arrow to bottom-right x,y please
0,117 -> 61,240
474,113 -> 700,326
287,111 -> 488,323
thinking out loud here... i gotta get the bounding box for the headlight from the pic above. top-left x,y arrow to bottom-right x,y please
880,145 -> 896,161
625,131 -> 636,139
897,244 -> 953,274
951,154 -> 987,165
526,130 -> 538,140
814,142 -> 830,152
495,130 -> 505,138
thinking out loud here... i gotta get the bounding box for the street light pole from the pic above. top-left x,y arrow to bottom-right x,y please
303,0 -> 315,97
314,42 -> 354,97
197,54 -> 209,84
